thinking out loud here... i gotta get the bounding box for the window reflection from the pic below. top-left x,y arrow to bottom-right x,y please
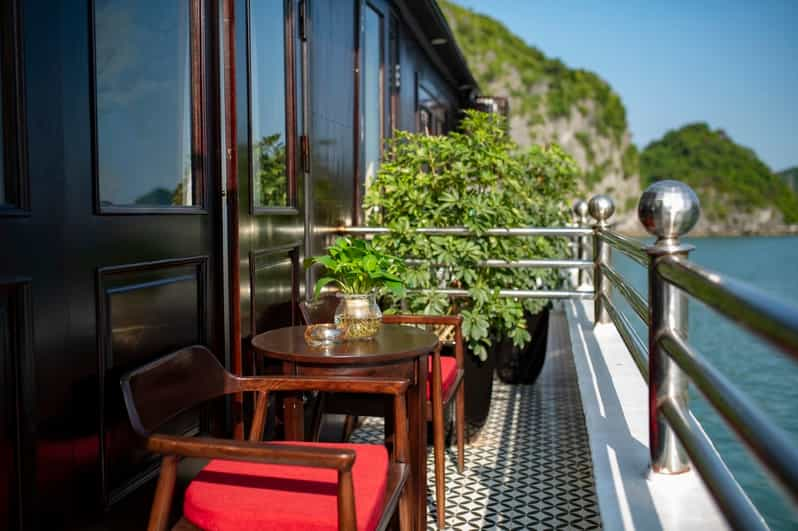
95,0 -> 195,208
363,6 -> 382,190
250,0 -> 289,208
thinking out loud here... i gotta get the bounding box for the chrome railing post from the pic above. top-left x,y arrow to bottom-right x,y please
639,180 -> 701,474
573,200 -> 591,290
589,195 -> 614,325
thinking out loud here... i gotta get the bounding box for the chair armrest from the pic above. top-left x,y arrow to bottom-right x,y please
147,434 -> 356,471
235,375 -> 409,396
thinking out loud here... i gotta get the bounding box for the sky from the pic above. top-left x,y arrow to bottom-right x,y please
451,0 -> 798,171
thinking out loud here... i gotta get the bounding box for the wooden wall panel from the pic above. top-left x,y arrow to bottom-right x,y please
250,244 -> 300,337
96,258 -> 207,504
0,280 -> 34,531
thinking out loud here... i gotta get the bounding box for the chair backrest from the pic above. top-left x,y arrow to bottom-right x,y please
120,345 -> 232,437
298,295 -> 338,325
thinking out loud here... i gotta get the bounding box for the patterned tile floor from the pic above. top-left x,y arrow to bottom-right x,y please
351,324 -> 602,530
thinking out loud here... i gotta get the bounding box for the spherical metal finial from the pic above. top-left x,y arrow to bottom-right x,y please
573,199 -> 589,219
638,180 -> 700,242
588,195 -> 615,226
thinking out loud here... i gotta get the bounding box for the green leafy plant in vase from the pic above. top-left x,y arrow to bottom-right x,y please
305,237 -> 406,340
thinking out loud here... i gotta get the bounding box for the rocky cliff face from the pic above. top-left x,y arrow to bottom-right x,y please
441,1 -> 642,230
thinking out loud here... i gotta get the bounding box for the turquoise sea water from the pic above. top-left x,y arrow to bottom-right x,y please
612,236 -> 798,530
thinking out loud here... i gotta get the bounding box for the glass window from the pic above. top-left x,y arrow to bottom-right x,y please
250,0 -> 289,208
95,0 -> 195,208
363,6 -> 383,191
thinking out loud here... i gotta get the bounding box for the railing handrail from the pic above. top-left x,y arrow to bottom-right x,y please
338,225 -> 592,237
657,256 -> 798,361
598,229 -> 649,266
404,258 -> 593,269
660,330 -> 798,504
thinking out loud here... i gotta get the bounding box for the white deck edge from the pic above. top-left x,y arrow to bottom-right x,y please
563,299 -> 729,530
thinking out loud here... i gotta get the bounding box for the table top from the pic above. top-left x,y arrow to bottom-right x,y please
251,324 -> 439,365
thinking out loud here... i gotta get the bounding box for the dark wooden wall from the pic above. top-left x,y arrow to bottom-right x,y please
2,0 -> 225,527
0,0 -> 468,528
304,0 -> 463,282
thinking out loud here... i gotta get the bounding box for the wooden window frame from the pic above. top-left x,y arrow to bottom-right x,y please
416,81 -> 447,136
388,13 -> 399,135
247,0 -> 298,216
90,0 -> 208,215
0,0 -> 29,216
353,1 -> 385,224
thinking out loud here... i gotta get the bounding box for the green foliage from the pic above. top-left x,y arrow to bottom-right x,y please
253,134 -> 288,206
778,167 -> 798,193
622,144 -> 639,180
363,110 -> 578,360
574,132 -> 594,164
640,123 -> 798,223
440,0 -> 628,147
305,237 -> 406,298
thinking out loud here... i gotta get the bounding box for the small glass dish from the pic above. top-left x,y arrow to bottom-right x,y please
304,323 -> 344,347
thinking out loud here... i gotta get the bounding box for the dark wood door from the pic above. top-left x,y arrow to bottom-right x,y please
231,0 -> 306,425
0,0 -> 224,527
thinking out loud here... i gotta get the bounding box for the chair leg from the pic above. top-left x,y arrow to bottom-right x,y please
432,356 -> 446,528
148,455 -> 178,531
342,415 -> 358,441
398,480 -> 413,531
311,392 -> 326,442
456,382 -> 465,474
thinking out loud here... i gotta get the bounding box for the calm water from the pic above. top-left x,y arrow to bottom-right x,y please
612,236 -> 798,530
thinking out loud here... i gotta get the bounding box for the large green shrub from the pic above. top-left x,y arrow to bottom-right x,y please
363,110 -> 578,360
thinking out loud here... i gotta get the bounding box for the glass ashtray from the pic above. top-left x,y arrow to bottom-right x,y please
304,323 -> 344,347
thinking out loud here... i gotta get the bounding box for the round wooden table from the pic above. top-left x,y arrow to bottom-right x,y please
251,324 -> 439,531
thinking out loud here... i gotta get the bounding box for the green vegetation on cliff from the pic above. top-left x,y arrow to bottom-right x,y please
779,167 -> 798,193
641,123 -> 798,223
440,0 -> 628,146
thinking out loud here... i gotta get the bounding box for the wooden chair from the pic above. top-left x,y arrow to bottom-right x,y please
120,345 -> 412,531
299,298 -> 466,529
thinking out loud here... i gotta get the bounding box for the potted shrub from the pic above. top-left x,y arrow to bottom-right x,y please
364,110 -> 577,433
305,236 -> 406,339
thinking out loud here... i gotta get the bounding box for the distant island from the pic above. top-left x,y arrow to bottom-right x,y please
640,124 -> 798,235
442,1 -> 798,236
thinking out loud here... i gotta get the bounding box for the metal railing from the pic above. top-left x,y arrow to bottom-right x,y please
338,180 -> 798,529
338,225 -> 593,301
580,181 -> 798,530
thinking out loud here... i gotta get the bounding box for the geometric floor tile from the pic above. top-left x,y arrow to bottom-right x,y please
351,332 -> 603,530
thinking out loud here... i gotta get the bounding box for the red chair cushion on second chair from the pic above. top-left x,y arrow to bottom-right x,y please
183,442 -> 389,531
427,356 -> 458,400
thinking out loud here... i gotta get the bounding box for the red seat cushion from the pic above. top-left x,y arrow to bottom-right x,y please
183,442 -> 388,531
427,356 -> 458,400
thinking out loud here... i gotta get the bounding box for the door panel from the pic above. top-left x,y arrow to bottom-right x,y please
97,258 -> 207,502
0,0 -> 223,526
0,282 -> 34,531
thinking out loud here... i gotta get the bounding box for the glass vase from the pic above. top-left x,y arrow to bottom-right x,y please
334,292 -> 382,340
